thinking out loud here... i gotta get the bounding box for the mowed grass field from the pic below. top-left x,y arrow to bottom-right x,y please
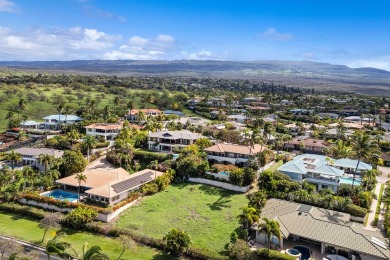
116,183 -> 248,255
0,211 -> 175,260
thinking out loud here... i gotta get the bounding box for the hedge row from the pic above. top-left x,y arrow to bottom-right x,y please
0,202 -> 46,219
134,149 -> 170,162
95,141 -> 110,149
344,204 -> 368,218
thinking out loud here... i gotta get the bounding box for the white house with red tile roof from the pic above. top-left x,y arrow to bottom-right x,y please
204,143 -> 266,166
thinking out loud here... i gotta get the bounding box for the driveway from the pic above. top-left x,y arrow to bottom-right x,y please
86,156 -> 115,171
377,166 -> 390,184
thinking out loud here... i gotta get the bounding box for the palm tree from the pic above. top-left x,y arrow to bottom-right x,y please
56,104 -> 64,131
75,172 -> 87,202
137,110 -> 146,126
2,150 -> 22,169
45,234 -> 73,260
39,154 -> 55,174
63,105 -> 73,133
350,131 -> 380,188
258,217 -> 281,250
79,242 -> 109,260
66,129 -> 81,145
149,160 -> 159,180
83,135 -> 97,162
237,205 -> 259,229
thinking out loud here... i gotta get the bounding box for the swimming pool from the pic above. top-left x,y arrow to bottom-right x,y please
220,171 -> 230,175
43,190 -> 79,203
339,177 -> 362,186
293,245 -> 311,260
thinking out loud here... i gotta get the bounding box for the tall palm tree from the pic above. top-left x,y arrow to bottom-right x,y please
67,129 -> 81,145
56,104 -> 64,131
75,172 -> 87,202
350,131 -> 380,188
258,217 -> 282,250
39,154 -> 55,174
149,160 -> 159,180
137,110 -> 146,126
63,105 -> 73,133
83,135 -> 97,162
237,205 -> 259,229
45,234 -> 73,260
79,242 -> 109,260
2,150 -> 23,169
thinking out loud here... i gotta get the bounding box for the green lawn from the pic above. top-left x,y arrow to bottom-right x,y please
0,211 -> 174,260
116,183 -> 248,255
266,160 -> 283,172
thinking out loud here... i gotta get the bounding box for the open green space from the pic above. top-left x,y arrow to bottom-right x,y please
0,211 -> 174,260
266,159 -> 283,172
116,183 -> 248,254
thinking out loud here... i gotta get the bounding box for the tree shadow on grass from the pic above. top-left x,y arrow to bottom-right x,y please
198,184 -> 234,198
152,252 -> 178,260
207,197 -> 232,211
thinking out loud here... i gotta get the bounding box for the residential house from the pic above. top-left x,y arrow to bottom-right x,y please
56,168 -> 163,205
278,154 -> 371,191
85,123 -> 123,141
43,114 -> 82,130
9,147 -> 64,172
252,199 -> 389,260
126,109 -> 162,122
148,130 -> 203,152
163,110 -> 185,117
284,136 -> 330,154
227,114 -> 248,123
289,109 -> 313,115
187,99 -> 202,108
317,113 -> 339,119
204,143 -> 266,167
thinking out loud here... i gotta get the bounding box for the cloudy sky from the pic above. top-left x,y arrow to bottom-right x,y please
1,0 -> 390,70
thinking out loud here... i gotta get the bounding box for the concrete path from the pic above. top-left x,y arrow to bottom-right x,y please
377,166 -> 390,184
365,183 -> 382,231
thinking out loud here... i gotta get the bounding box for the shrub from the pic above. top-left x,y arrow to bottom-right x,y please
345,204 -> 368,218
63,206 -> 98,229
163,228 -> 191,256
95,141 -> 110,149
254,249 -> 295,260
0,202 -> 45,219
134,149 -> 169,163
141,182 -> 159,195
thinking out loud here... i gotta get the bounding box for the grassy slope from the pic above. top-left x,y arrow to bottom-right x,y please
116,183 -> 248,254
0,86 -> 150,132
0,212 -> 174,260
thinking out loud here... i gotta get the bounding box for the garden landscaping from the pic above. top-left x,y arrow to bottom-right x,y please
0,211 -> 174,259
116,183 -> 248,255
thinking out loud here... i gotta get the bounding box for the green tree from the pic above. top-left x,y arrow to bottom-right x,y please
350,131 -> 380,188
63,207 -> 98,229
227,239 -> 253,260
237,205 -> 259,229
61,150 -> 87,176
78,242 -> 109,260
258,217 -> 281,250
39,154 -> 55,175
2,150 -> 22,169
39,212 -> 63,243
248,190 -> 267,212
83,135 -> 97,162
194,137 -> 213,150
45,233 -> 73,260
163,228 -> 191,256
75,172 -> 87,202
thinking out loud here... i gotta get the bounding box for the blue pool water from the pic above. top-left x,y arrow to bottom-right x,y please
220,171 -> 230,175
44,190 -> 78,202
339,177 -> 362,186
293,245 -> 311,260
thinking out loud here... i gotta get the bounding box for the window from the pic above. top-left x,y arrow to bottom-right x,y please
112,195 -> 120,201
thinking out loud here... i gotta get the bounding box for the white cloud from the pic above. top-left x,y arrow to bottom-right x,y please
104,34 -> 176,60
180,50 -> 215,60
348,56 -> 390,71
261,28 -> 294,41
0,0 -> 17,13
0,26 -> 120,60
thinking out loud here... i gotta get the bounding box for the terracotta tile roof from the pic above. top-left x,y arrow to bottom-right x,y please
127,109 -> 161,115
56,168 -> 130,189
85,123 -> 123,130
204,143 -> 266,155
85,169 -> 164,198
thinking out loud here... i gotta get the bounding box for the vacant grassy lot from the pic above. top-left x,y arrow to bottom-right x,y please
266,159 -> 283,172
116,183 -> 248,255
0,211 -> 174,260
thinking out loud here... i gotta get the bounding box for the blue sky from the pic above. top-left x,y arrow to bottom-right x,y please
1,0 -> 390,70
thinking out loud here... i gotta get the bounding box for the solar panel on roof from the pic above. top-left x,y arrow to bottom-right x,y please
112,171 -> 154,193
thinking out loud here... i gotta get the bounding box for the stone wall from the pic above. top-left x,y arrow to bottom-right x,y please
188,178 -> 251,193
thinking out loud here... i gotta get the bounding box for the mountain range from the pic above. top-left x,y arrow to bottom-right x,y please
1,60 -> 390,95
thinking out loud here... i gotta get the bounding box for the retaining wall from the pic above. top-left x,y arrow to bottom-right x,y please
188,178 -> 251,192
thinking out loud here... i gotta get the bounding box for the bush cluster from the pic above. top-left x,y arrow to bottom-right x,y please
134,149 -> 170,163
0,202 -> 46,219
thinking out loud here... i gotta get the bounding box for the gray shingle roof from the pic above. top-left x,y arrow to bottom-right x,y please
258,199 -> 389,259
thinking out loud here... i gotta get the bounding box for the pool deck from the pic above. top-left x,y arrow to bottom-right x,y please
251,240 -> 328,260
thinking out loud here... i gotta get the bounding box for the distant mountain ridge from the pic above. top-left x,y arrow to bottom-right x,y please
0,60 -> 390,95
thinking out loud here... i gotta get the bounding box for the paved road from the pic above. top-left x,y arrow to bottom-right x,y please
0,235 -> 63,260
